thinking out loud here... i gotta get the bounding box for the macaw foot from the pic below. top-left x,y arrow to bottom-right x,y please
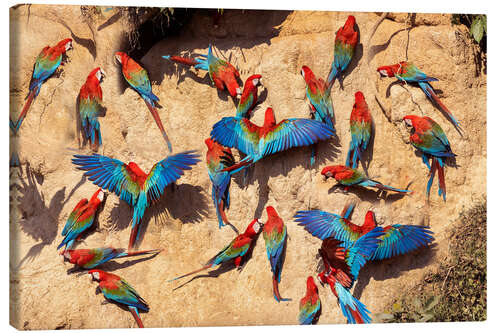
101,300 -> 111,306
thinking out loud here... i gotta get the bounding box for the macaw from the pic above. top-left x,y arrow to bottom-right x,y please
294,202 -> 434,260
211,107 -> 335,175
298,276 -> 321,325
115,52 -> 172,151
57,188 -> 104,250
301,66 -> 335,165
321,165 -> 411,194
317,228 -> 383,324
403,115 -> 455,201
162,45 -> 242,97
71,151 -> 200,249
78,67 -> 106,151
327,16 -> 358,89
377,61 -> 463,135
61,247 -> 162,269
168,219 -> 263,282
262,206 -> 290,302
205,138 -> 235,228
89,270 -> 149,328
346,91 -> 372,169
14,38 -> 73,133
235,74 -> 263,118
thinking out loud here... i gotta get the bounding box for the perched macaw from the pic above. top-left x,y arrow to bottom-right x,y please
262,206 -> 290,302
298,276 -> 321,325
377,61 -> 463,135
294,202 -> 434,260
321,165 -> 411,194
327,16 -> 358,89
57,188 -> 104,250
61,247 -> 162,269
78,67 -> 106,151
236,74 -> 262,118
14,38 -> 73,133
403,115 -> 455,201
346,91 -> 372,169
211,107 -> 335,175
72,151 -> 200,249
89,270 -> 149,328
168,219 -> 263,282
115,52 -> 172,151
205,138 -> 235,228
162,45 -> 241,97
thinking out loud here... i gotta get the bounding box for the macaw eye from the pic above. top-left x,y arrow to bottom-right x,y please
325,171 -> 332,177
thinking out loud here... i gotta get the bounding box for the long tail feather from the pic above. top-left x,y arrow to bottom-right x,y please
427,157 -> 438,199
162,55 -> 199,66
216,200 -> 229,228
436,160 -> 446,201
273,275 -> 291,302
144,99 -> 172,152
310,144 -> 317,166
118,249 -> 163,258
15,90 -> 36,132
221,159 -> 253,175
168,265 -> 212,282
128,223 -> 141,250
326,67 -> 339,91
128,306 -> 144,328
373,183 -> 412,194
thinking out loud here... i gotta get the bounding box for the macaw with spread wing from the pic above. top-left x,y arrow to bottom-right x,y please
61,247 -> 162,269
346,91 -> 372,169
327,16 -> 358,89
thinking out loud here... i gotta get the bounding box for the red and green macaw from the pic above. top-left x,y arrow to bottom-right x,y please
298,276 -> 321,325
168,219 -> 263,282
377,61 -> 463,135
205,138 -> 235,228
403,115 -> 455,201
346,91 -> 372,169
71,151 -> 200,249
211,107 -> 335,175
162,45 -> 242,97
235,74 -> 262,118
78,67 -> 106,151
58,188 -> 104,250
327,16 -> 358,89
14,38 -> 73,133
89,270 -> 149,328
321,165 -> 411,194
115,52 -> 172,151
61,247 -> 162,269
262,206 -> 290,302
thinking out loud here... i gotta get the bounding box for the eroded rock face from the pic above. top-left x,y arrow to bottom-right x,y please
10,5 -> 486,329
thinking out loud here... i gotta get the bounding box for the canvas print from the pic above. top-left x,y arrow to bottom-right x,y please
9,4 -> 486,329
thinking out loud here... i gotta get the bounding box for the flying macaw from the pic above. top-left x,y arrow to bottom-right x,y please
61,247 -> 162,269
205,138 -> 235,228
262,206 -> 290,302
168,219 -> 263,282
321,165 -> 411,195
115,52 -> 172,151
346,91 -> 372,169
235,74 -> 263,118
78,67 -> 106,151
211,107 -> 335,175
14,38 -> 73,133
294,201 -> 434,260
377,61 -> 463,135
327,16 -> 358,89
162,45 -> 242,97
57,188 -> 104,250
89,270 -> 149,328
298,276 -> 321,325
403,115 -> 455,201
71,151 -> 200,249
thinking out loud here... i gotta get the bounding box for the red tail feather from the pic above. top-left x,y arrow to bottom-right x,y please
128,306 -> 144,328
350,307 -> 365,324
218,201 -> 229,224
437,163 -> 446,198
168,56 -> 198,66
221,159 -> 252,173
16,90 -> 36,132
144,100 -> 172,151
128,225 -> 139,250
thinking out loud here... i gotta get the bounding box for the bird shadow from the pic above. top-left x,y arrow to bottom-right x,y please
368,27 -> 415,64
326,182 -> 410,204
358,122 -> 376,177
55,18 -> 97,60
66,252 -> 161,275
97,11 -> 122,31
337,42 -> 364,90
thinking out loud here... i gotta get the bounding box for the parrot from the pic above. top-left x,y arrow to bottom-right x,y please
78,67 -> 106,151
377,61 -> 463,135
162,45 -> 242,97
235,74 -> 263,118
301,65 -> 335,165
168,218 -> 263,282
205,138 -> 235,228
57,188 -> 104,250
61,247 -> 162,269
14,38 -> 73,133
321,165 -> 411,194
294,201 -> 434,260
317,228 -> 383,324
346,91 -> 372,169
115,52 -> 172,151
298,276 -> 321,325
89,269 -> 149,328
71,151 -> 200,249
262,206 -> 291,302
210,107 -> 335,176
327,15 -> 358,89
403,115 -> 456,201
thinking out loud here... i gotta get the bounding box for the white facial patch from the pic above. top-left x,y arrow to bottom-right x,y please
301,69 -> 305,77
253,220 -> 262,233
65,41 -> 72,51
91,272 -> 100,280
63,252 -> 71,259
379,69 -> 388,77
252,78 -> 260,86
97,190 -> 104,201
236,87 -> 242,96
115,54 -> 122,64
404,118 -> 413,127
